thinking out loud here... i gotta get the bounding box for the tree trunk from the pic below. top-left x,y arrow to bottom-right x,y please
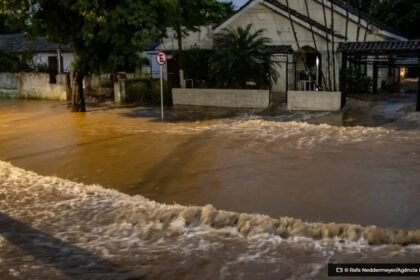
176,25 -> 185,88
356,0 -> 362,42
71,72 -> 86,112
364,0 -> 375,42
304,0 -> 327,90
285,0 -> 309,75
321,0 -> 332,90
65,73 -> 72,106
345,0 -> 350,41
331,0 -> 337,91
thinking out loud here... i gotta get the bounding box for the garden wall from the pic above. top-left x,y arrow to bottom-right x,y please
0,73 -> 66,101
287,90 -> 343,111
172,88 -> 269,108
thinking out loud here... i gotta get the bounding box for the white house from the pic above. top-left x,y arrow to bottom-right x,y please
213,0 -> 406,96
153,0 -> 407,98
0,33 -> 75,83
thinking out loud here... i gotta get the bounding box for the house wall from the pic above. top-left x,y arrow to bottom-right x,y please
227,3 -> 341,90
0,72 -> 66,101
172,88 -> 270,108
32,52 -> 75,72
278,0 -> 389,42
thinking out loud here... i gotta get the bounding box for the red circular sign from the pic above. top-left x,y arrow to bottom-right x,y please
156,51 -> 167,65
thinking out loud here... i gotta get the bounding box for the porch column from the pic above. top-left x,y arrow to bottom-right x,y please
373,63 -> 378,93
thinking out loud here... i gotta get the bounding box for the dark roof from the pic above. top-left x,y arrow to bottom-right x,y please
264,0 -> 345,40
263,45 -> 293,54
0,33 -> 73,53
329,0 -> 405,38
337,40 -> 420,54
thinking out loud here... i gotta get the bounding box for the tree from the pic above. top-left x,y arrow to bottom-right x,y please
321,0 -> 332,90
371,0 -> 420,39
209,24 -> 278,89
0,13 -> 25,34
2,0 -> 167,112
163,0 -> 235,87
346,0 -> 420,39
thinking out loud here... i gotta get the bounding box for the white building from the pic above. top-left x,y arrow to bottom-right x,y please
0,33 -> 75,83
153,0 -> 407,96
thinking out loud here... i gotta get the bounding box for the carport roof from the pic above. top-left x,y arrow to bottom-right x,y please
338,40 -> 420,55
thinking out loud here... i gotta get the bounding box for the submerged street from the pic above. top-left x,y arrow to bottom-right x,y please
1,98 -> 420,279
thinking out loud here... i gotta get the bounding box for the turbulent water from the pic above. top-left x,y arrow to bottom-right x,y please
0,99 -> 420,279
2,161 -> 420,280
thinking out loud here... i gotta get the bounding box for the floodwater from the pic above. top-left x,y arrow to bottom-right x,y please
1,98 -> 420,279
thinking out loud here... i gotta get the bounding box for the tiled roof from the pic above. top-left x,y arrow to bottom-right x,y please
263,45 -> 293,54
337,40 -> 420,54
264,0 -> 346,40
0,33 -> 73,53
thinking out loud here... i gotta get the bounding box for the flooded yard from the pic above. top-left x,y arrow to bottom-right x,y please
1,98 -> 420,279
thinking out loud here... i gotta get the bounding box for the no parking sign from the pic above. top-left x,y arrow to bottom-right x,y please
156,51 -> 167,66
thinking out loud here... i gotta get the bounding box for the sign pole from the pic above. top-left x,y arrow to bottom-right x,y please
160,64 -> 164,120
156,51 -> 167,121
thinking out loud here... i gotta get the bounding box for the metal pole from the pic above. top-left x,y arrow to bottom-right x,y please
160,64 -> 164,120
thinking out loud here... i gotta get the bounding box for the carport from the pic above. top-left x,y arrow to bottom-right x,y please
338,40 -> 420,111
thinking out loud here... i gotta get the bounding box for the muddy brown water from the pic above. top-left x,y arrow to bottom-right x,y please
1,99 -> 420,279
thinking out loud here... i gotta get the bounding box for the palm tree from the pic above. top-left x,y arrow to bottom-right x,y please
210,24 -> 279,89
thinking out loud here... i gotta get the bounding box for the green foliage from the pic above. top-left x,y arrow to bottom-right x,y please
0,14 -> 25,34
0,50 -> 32,72
182,48 -> 212,85
162,0 -> 235,34
347,65 -> 373,94
209,24 -> 278,89
346,0 -> 420,39
2,0 -> 168,74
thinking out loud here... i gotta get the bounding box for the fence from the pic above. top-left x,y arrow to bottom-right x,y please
114,78 -> 171,105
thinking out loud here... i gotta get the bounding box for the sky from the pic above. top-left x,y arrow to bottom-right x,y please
232,0 -> 248,8
221,0 -> 247,9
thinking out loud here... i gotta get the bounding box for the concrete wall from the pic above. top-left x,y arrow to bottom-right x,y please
287,90 -> 342,111
114,79 -> 126,104
0,72 -> 66,101
173,88 -> 270,108
0,73 -> 19,98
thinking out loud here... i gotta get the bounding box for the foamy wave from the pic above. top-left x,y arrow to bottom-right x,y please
402,112 -> 420,122
209,118 -> 397,149
1,161 -> 419,247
